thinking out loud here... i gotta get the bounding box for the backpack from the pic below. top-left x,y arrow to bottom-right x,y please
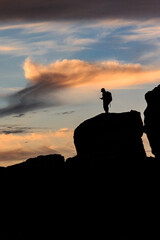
105,91 -> 112,104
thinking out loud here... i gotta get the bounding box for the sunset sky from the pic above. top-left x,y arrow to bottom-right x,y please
0,0 -> 160,166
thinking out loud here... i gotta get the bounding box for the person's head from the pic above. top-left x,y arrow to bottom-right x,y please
101,88 -> 105,93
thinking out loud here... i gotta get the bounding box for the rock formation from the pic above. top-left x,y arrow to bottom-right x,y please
74,110 -> 146,162
1,87 -> 160,238
7,154 -> 65,170
144,84 -> 160,158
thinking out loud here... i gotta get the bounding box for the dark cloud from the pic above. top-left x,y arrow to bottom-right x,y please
62,111 -> 75,115
0,125 -> 48,135
1,130 -> 25,135
0,74 -> 64,117
55,111 -> 75,115
13,114 -> 25,118
0,125 -> 33,134
0,0 -> 160,21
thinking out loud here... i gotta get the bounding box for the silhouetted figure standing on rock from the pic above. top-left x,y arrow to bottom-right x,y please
100,88 -> 112,113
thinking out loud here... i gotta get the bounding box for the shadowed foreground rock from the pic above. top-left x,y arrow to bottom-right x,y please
6,154 -> 65,170
144,84 -> 160,158
0,153 -> 158,238
0,109 -> 159,238
74,111 -> 146,162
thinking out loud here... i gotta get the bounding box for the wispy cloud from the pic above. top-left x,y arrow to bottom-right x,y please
13,114 -> 25,118
0,22 -> 51,32
55,111 -> 75,115
0,37 -> 57,56
0,19 -> 136,34
0,87 -> 23,99
71,38 -> 98,45
116,19 -> 160,46
0,21 -> 80,38
0,37 -> 25,55
118,20 -> 160,63
0,46 -> 19,52
122,27 -> 160,42
0,35 -> 97,56
1,18 -> 160,59
0,124 -> 47,135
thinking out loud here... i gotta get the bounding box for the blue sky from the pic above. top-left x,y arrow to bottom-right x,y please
1,1 -> 160,165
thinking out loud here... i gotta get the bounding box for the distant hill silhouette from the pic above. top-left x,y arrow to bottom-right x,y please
1,85 -> 160,238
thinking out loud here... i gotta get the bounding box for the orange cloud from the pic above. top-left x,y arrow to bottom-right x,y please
0,46 -> 18,51
0,129 -> 75,166
24,58 -> 160,89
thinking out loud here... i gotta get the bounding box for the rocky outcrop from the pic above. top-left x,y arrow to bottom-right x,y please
74,111 -> 146,161
144,84 -> 160,158
7,154 -> 65,170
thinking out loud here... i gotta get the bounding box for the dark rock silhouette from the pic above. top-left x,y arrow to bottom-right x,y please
6,154 -> 65,170
74,110 -> 146,162
144,84 -> 160,158
0,152 -> 158,238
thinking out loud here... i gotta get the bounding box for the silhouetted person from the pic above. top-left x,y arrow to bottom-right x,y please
100,88 -> 112,113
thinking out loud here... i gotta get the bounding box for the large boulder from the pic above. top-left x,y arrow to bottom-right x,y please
144,84 -> 160,158
74,111 -> 146,161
